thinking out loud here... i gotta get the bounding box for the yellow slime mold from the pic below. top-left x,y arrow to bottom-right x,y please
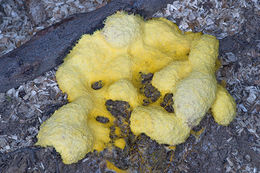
211,84 -> 237,126
36,11 -> 236,164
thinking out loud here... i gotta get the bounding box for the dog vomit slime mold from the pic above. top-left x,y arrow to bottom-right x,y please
36,12 -> 236,164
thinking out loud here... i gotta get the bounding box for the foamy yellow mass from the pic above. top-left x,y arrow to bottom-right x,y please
36,11 -> 236,164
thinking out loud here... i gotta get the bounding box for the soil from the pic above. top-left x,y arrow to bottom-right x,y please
0,1 -> 259,173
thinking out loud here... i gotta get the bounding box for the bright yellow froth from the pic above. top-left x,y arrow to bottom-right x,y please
36,11 -> 236,164
211,85 -> 236,126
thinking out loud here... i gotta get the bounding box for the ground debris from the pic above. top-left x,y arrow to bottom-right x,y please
160,93 -> 174,113
0,0 -> 259,172
139,72 -> 161,103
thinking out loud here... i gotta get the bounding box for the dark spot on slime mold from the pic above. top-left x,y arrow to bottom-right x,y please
139,72 -> 161,102
96,116 -> 109,124
91,80 -> 103,90
160,93 -> 174,113
105,100 -> 131,119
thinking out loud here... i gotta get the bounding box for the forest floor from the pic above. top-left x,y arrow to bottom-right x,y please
0,0 -> 259,172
